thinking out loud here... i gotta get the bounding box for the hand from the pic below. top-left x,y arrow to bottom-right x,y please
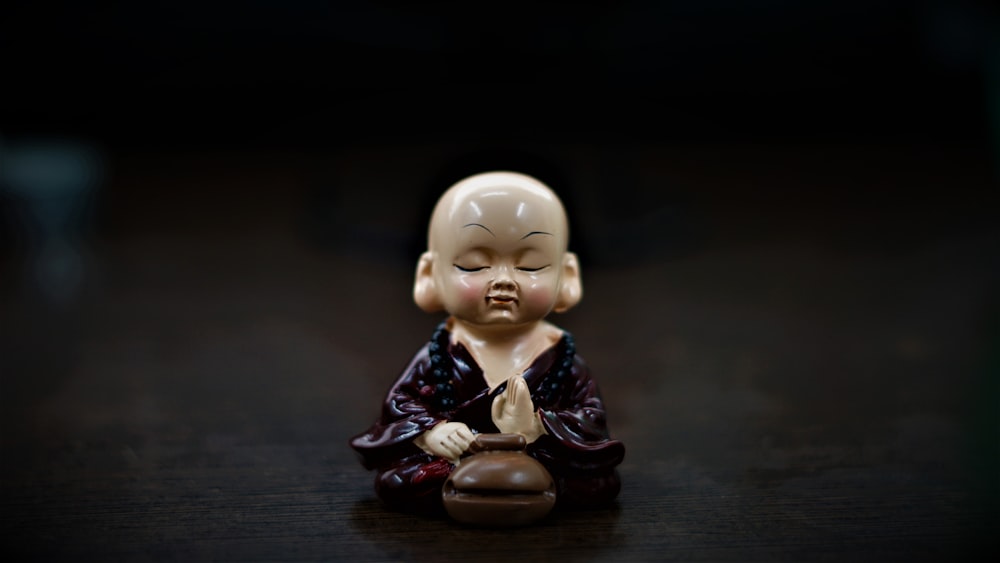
415,421 -> 474,463
491,376 -> 545,443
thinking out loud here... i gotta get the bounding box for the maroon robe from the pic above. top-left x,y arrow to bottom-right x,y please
350,327 -> 624,513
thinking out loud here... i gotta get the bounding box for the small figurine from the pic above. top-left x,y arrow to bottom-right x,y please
350,171 -> 624,525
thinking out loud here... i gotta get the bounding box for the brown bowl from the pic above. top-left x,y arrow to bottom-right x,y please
442,434 -> 556,526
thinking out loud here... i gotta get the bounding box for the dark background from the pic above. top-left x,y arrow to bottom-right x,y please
1,1 -> 998,561
1,0 -> 997,258
0,0 -> 995,147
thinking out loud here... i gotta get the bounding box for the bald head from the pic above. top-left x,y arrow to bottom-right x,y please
428,171 -> 569,253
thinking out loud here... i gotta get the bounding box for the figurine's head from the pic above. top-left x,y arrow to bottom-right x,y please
414,171 -> 582,327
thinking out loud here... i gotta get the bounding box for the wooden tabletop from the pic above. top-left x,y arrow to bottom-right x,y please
1,146 -> 996,561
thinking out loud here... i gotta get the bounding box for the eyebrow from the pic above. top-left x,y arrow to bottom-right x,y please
462,223 -> 495,236
520,231 -> 553,240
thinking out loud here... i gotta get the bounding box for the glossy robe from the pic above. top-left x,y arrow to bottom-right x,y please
351,328 -> 624,513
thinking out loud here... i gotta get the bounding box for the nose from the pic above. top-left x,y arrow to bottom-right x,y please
491,279 -> 517,292
491,269 -> 517,292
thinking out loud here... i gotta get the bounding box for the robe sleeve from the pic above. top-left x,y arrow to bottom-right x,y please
350,344 -> 448,470
530,355 -> 625,476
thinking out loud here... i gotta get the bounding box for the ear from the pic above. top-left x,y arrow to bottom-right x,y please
553,252 -> 582,313
413,251 -> 444,312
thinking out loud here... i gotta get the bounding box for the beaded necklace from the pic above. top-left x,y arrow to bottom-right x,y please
419,322 -> 576,412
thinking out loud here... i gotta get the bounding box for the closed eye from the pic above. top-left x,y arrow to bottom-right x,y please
517,265 -> 550,272
454,264 -> 488,272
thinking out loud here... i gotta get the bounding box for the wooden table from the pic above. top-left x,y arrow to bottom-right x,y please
1,147 -> 996,561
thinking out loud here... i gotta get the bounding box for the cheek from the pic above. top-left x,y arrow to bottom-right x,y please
522,280 -> 557,310
456,277 -> 486,304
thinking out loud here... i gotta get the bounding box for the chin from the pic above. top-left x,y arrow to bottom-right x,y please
482,313 -> 520,324
460,311 -> 518,325
487,312 -> 549,326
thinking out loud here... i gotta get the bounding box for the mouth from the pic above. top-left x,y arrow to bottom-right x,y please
486,294 -> 518,306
